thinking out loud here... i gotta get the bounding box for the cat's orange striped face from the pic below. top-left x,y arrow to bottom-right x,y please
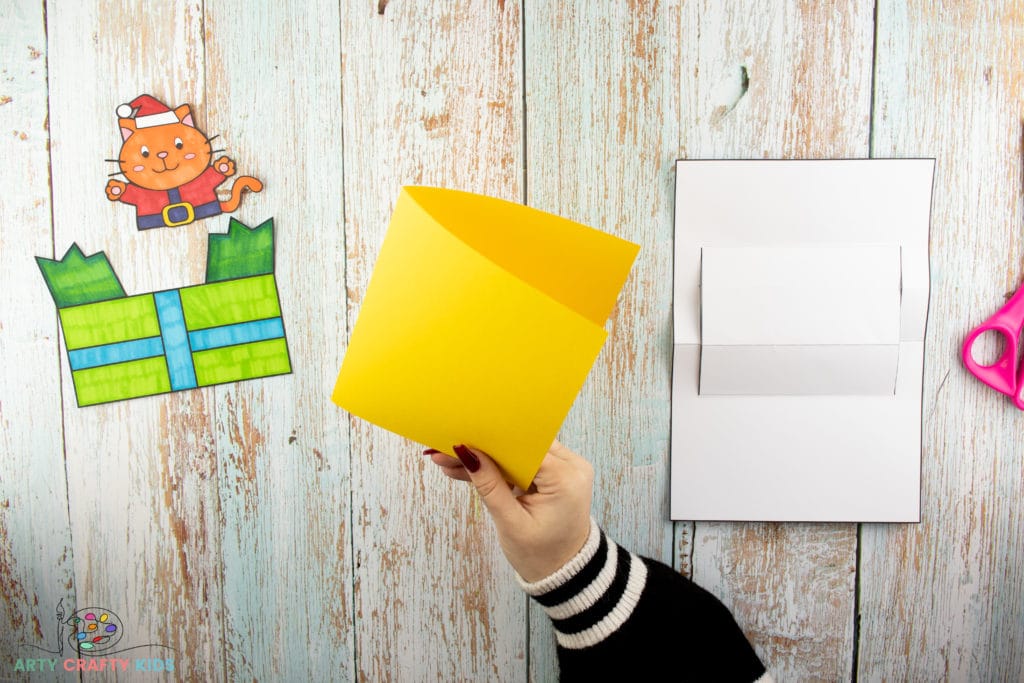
118,104 -> 212,191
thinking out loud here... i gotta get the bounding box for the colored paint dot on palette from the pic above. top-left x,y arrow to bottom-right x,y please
79,642 -> 94,650
99,613 -> 108,622
105,624 -> 117,632
87,623 -> 97,631
84,613 -> 95,620
76,632 -> 86,641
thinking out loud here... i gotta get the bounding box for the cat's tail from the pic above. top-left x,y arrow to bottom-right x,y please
220,176 -> 263,213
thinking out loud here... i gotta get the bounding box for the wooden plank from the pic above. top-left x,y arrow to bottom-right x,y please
523,2 -> 681,678
340,1 -> 527,679
0,1 -> 76,676
20,2 -> 1024,679
859,2 -> 1024,679
677,2 -> 875,679
202,0 -> 353,679
45,2 -> 225,678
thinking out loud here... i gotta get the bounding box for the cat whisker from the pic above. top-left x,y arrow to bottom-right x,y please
108,170 -> 127,177
210,149 -> 226,154
206,134 -> 220,142
104,159 -> 126,163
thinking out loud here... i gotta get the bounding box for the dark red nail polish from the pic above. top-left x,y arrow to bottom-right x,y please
423,448 -> 441,455
453,444 -> 480,472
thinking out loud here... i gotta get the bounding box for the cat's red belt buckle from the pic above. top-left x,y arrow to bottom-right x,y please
162,201 -> 195,227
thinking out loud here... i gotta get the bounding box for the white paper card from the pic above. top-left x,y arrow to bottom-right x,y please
672,159 -> 934,522
699,245 -> 901,395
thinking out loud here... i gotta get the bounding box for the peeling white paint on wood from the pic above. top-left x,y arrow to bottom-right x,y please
1,1 -> 1022,681
674,2 -> 875,679
0,3 -> 76,679
341,1 -> 528,680
524,2 -> 681,678
859,2 -> 1024,680
45,3 -> 225,680
204,0 -> 354,679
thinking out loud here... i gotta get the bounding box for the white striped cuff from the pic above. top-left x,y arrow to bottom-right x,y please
516,517 -> 601,596
517,519 -> 649,650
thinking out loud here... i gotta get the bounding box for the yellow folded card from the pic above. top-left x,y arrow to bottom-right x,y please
332,187 -> 639,489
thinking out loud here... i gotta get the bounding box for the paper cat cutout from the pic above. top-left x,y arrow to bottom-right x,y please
105,94 -> 263,230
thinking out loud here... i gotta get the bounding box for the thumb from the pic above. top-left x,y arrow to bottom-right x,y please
453,444 -> 522,523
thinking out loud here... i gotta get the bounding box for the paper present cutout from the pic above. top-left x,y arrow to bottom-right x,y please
333,187 -> 639,489
37,219 -> 291,406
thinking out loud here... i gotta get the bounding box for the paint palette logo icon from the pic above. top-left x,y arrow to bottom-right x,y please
66,608 -> 122,654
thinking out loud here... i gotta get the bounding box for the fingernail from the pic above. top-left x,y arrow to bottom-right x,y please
453,444 -> 480,473
423,448 -> 441,455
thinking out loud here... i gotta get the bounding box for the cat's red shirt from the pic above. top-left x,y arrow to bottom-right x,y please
119,166 -> 226,214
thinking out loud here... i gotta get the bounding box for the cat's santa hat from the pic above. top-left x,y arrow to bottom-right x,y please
116,95 -> 179,128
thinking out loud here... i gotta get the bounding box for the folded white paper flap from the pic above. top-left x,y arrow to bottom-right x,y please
699,244 -> 901,395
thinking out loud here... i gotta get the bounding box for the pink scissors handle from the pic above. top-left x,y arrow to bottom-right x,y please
962,284 -> 1024,408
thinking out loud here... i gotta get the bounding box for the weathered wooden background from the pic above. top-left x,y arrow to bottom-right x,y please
2,1 -> 1022,680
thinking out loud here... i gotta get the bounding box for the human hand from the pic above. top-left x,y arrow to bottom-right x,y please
427,441 -> 593,582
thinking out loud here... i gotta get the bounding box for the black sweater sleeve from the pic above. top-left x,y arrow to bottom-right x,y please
518,519 -> 771,682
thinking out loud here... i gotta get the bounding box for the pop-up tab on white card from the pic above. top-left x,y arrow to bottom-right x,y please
700,244 -> 901,396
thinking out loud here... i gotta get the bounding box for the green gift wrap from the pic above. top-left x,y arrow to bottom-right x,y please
37,219 -> 291,407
